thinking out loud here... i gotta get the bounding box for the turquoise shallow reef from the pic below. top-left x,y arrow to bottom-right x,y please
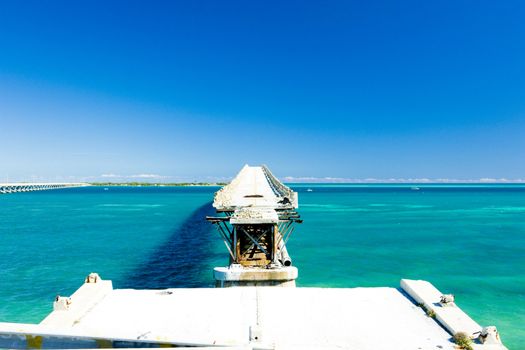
0,185 -> 523,349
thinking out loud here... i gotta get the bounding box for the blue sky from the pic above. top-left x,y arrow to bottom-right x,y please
1,1 -> 524,182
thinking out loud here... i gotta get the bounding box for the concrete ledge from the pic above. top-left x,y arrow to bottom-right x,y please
0,322 -> 246,349
214,266 -> 298,282
400,279 -> 508,350
40,274 -> 113,327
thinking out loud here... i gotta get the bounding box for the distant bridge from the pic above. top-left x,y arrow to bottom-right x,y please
0,183 -> 89,194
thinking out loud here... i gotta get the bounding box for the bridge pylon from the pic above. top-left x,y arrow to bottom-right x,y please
207,165 -> 302,287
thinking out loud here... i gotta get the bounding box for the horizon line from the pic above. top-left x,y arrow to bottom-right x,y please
281,177 -> 525,184
4,174 -> 525,184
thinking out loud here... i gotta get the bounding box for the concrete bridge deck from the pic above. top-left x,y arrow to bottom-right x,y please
0,275 -> 508,349
0,183 -> 89,194
213,165 -> 298,211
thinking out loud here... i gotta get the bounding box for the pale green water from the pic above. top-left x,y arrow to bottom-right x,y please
0,185 -> 523,348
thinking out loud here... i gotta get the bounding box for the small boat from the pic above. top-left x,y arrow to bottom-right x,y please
104,187 -> 109,191
306,188 -> 313,192
411,187 -> 420,191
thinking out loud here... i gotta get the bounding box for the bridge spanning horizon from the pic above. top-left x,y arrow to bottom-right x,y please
0,182 -> 90,194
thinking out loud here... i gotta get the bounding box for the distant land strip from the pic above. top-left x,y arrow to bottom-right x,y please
89,182 -> 228,187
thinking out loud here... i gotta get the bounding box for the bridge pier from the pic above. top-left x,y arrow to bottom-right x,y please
207,165 -> 302,287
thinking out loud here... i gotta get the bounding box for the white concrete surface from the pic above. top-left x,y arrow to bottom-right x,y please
214,265 -> 298,286
213,165 -> 297,211
1,276 -> 511,349
230,207 -> 279,224
401,279 -> 508,350
1,279 -> 462,349
0,321 -> 230,349
41,275 -> 113,327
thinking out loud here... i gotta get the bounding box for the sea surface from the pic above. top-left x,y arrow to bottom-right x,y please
0,185 -> 524,349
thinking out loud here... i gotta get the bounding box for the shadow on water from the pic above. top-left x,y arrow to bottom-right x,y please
120,202 -> 218,289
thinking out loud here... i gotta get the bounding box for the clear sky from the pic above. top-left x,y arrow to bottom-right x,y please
1,0 -> 524,182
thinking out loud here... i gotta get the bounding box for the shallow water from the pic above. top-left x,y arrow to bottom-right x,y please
0,185 -> 523,349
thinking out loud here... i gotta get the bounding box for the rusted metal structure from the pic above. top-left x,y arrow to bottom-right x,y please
207,165 -> 301,287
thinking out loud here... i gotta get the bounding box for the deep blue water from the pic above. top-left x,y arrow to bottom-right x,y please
0,185 -> 523,349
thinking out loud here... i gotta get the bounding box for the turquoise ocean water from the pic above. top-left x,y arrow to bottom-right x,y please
0,185 -> 523,349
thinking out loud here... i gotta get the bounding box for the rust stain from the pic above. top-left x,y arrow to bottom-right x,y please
95,338 -> 113,348
25,335 -> 43,349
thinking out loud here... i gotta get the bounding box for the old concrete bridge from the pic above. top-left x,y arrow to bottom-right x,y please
0,183 -> 89,194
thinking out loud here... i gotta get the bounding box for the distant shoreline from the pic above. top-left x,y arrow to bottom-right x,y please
89,182 -> 228,187
87,182 -> 525,187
